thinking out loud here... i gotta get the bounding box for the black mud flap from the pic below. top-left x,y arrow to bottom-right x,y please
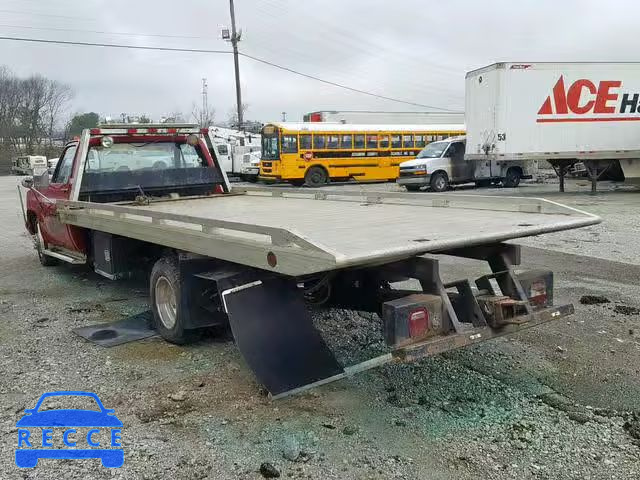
222,277 -> 344,396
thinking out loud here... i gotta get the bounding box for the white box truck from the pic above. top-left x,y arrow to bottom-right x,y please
465,62 -> 640,191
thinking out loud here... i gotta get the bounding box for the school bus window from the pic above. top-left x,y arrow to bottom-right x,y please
437,134 -> 448,141
354,134 -> 365,149
300,134 -> 312,150
391,134 -> 401,148
366,135 -> 378,149
327,134 -> 339,149
415,135 -> 426,148
313,134 -> 326,149
379,135 -> 389,148
403,135 -> 414,147
340,134 -> 353,149
282,135 -> 298,153
426,134 -> 435,142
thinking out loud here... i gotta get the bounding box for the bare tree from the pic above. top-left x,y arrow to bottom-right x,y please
0,67 -> 75,172
161,111 -> 186,123
191,102 -> 215,128
226,103 -> 249,129
42,80 -> 73,157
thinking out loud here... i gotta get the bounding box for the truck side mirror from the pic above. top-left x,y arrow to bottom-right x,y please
21,177 -> 34,189
33,170 -> 50,189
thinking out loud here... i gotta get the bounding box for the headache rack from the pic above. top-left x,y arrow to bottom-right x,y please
89,123 -> 209,136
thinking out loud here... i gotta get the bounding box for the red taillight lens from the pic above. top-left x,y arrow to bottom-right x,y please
90,128 -> 101,135
213,184 -> 224,194
408,308 -> 429,337
127,128 -> 137,134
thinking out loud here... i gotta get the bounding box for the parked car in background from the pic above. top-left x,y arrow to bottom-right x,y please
397,136 -> 536,192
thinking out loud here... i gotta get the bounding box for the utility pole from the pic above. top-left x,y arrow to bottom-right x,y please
281,111 -> 287,122
201,78 -> 208,127
228,0 -> 243,130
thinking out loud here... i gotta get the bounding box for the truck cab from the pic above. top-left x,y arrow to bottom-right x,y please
397,135 -> 535,192
23,124 -> 227,266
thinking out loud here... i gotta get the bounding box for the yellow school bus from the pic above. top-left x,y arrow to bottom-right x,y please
259,122 -> 465,186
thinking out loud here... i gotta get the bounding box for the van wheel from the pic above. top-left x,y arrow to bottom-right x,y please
404,185 -> 421,192
150,256 -> 201,344
35,222 -> 57,267
304,166 -> 328,187
503,167 -> 522,188
430,172 -> 449,192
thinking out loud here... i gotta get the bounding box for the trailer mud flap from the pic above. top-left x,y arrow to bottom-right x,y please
222,277 -> 344,396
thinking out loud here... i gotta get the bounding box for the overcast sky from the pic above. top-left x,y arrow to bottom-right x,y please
1,0 -> 638,124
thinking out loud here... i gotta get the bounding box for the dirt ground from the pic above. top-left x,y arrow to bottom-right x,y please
0,175 -> 639,479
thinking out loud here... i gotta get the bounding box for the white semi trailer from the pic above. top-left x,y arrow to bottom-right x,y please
465,62 -> 640,191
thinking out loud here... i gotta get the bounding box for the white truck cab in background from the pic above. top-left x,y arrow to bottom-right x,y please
397,136 -> 536,192
11,155 -> 47,176
208,127 -> 261,182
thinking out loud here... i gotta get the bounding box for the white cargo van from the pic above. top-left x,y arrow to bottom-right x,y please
397,136 -> 536,192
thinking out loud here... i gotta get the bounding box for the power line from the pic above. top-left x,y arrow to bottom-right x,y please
0,36 -> 231,54
0,9 -> 91,21
238,52 -> 456,111
0,23 -> 212,40
0,35 -> 456,110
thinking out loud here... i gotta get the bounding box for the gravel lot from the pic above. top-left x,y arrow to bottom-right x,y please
1,175 -> 639,479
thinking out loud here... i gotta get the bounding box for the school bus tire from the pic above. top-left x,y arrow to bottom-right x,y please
304,166 -> 328,187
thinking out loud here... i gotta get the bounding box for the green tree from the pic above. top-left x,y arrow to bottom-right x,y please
67,112 -> 100,137
138,115 -> 152,124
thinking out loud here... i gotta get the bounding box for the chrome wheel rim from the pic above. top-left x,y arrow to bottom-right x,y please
155,276 -> 177,329
435,177 -> 446,190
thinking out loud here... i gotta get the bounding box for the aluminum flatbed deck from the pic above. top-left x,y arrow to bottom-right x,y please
58,187 -> 601,276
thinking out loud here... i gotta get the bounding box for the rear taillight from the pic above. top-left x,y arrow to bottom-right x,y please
382,294 -> 442,348
408,308 -> 429,337
214,184 -> 224,194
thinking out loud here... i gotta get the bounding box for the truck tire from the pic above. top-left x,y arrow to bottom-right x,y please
404,185 -> 421,192
35,222 -> 57,267
430,172 -> 449,192
304,166 -> 328,187
150,256 -> 200,345
503,167 -> 522,188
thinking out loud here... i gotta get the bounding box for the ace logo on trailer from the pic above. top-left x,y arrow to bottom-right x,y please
537,75 -> 640,122
15,391 -> 123,468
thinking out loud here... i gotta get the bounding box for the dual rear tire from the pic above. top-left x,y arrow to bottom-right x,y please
150,256 -> 201,344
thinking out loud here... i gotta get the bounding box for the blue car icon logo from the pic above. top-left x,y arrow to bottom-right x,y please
15,391 -> 123,468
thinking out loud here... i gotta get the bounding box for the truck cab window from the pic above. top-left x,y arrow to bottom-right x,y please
52,146 -> 77,184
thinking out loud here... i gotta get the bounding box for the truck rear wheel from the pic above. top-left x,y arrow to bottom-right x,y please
503,167 -> 522,188
304,166 -> 328,187
150,256 -> 200,344
430,172 -> 449,192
